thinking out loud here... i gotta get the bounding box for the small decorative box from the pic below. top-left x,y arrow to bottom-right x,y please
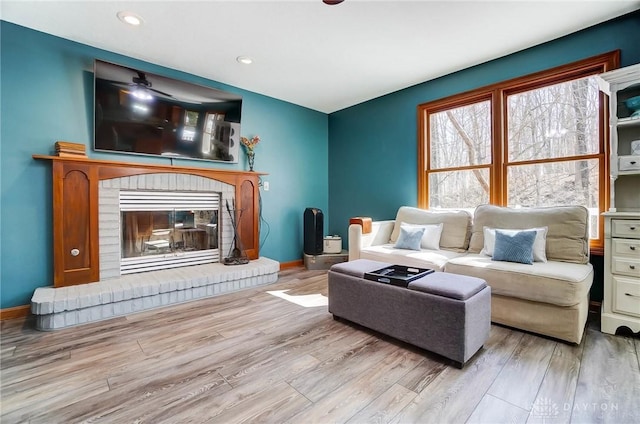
323,236 -> 342,254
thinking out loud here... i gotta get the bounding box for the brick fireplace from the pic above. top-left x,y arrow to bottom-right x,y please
30,155 -> 279,330
98,173 -> 235,278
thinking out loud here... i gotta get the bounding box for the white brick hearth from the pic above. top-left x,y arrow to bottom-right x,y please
31,257 -> 280,330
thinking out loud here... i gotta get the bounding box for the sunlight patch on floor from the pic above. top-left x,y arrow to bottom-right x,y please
267,290 -> 328,307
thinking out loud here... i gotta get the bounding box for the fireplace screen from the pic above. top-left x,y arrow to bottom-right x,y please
118,190 -> 221,274
121,209 -> 218,258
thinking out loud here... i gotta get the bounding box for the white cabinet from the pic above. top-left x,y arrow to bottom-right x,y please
597,63 -> 640,212
601,213 -> 640,334
598,64 -> 640,335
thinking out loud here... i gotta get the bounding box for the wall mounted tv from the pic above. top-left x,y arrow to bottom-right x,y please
94,59 -> 242,163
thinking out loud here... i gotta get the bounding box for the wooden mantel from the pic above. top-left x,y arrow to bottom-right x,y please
34,155 -> 265,287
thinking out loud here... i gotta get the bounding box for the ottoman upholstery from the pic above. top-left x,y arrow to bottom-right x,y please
408,271 -> 487,300
328,259 -> 491,366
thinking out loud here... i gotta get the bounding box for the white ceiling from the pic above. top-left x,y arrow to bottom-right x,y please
2,1 -> 639,113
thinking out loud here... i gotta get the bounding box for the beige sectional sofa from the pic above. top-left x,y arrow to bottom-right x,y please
348,205 -> 594,343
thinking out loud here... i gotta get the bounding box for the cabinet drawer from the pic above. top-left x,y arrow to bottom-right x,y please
619,155 -> 640,171
612,256 -> 640,277
612,238 -> 640,257
613,276 -> 640,318
612,219 -> 640,239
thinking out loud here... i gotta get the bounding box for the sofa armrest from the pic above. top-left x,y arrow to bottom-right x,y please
349,220 -> 395,261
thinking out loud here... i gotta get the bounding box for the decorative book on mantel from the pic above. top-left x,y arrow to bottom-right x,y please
54,141 -> 87,158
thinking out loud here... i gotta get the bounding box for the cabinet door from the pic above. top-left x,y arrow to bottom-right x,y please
53,161 -> 100,286
613,276 -> 640,318
238,178 -> 259,260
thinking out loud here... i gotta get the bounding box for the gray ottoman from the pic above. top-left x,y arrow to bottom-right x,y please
328,259 -> 491,367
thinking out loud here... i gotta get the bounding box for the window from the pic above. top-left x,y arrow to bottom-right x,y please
427,98 -> 492,210
182,110 -> 199,141
418,52 -> 619,252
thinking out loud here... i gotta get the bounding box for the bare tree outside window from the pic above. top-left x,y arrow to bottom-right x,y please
429,169 -> 490,209
507,77 -> 601,238
429,101 -> 491,209
419,52 -> 615,249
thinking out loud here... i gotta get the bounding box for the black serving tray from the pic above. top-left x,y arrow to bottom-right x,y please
364,265 -> 434,288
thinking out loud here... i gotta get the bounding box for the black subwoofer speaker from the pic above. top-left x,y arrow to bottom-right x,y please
304,207 -> 324,255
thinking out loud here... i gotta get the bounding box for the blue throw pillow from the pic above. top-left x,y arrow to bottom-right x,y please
394,225 -> 425,251
492,229 -> 536,265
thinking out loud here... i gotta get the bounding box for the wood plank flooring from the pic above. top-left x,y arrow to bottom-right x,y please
1,267 -> 639,423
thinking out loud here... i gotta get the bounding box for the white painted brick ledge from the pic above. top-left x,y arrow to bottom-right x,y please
31,257 -> 280,331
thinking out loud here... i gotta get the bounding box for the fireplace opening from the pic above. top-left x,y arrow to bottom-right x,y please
119,190 -> 221,274
122,209 -> 218,256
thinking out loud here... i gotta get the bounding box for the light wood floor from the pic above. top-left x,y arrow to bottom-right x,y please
1,267 -> 639,423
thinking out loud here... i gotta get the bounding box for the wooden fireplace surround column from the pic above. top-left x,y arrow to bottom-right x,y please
34,155 -> 264,288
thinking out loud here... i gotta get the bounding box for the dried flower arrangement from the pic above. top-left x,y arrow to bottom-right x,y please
240,135 -> 260,171
240,135 -> 260,152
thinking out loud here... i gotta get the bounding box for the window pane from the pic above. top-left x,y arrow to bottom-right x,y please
429,169 -> 490,209
429,101 -> 491,169
507,159 -> 600,238
507,76 -> 599,162
182,110 -> 199,142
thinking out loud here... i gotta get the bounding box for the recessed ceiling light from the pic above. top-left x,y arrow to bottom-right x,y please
236,56 -> 253,65
117,11 -> 144,26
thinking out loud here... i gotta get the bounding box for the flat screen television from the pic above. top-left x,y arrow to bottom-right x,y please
94,59 -> 242,163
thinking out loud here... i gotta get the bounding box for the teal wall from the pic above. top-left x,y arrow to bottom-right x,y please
327,11 -> 640,303
0,21 -> 328,308
328,11 -> 640,239
2,11 -> 639,309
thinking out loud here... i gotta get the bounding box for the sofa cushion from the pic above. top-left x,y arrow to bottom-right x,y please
482,226 -> 548,262
445,254 -> 593,307
492,229 -> 536,265
469,205 -> 589,264
361,244 -> 466,271
403,223 -> 443,250
389,207 -> 471,252
394,225 -> 425,250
